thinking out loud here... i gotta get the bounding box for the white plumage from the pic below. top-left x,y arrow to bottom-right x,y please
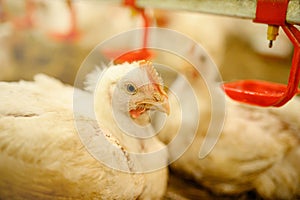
156,69 -> 300,199
0,61 -> 169,199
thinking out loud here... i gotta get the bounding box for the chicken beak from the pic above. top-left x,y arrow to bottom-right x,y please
151,95 -> 170,115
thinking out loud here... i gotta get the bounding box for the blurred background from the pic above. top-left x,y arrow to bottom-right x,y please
0,0 -> 293,85
0,1 -> 295,199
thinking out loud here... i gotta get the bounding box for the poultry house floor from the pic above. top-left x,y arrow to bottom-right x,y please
164,172 -> 262,200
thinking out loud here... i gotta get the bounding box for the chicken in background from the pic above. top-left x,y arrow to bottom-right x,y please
0,61 -> 169,199
153,9 -> 293,75
0,1 -> 292,83
1,0 -> 80,39
154,61 -> 300,199
0,1 -> 144,83
151,7 -> 297,199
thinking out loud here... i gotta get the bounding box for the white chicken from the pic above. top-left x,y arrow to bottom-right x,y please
0,60 -> 169,199
155,66 -> 300,199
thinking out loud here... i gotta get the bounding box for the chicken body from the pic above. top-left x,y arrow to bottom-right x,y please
156,71 -> 300,199
0,62 -> 168,199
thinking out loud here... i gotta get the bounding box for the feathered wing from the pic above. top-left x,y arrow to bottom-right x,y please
0,74 -> 167,199
252,99 -> 300,198
195,98 -> 300,198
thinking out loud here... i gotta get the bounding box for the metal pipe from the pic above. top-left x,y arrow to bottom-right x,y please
98,0 -> 300,25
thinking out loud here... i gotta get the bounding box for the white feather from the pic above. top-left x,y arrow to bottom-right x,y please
0,61 -> 168,199
84,64 -> 108,92
156,71 -> 300,199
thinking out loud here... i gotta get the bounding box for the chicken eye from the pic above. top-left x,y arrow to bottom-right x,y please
126,83 -> 137,94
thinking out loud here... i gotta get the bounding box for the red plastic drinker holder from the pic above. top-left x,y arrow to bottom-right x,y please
223,0 -> 300,107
